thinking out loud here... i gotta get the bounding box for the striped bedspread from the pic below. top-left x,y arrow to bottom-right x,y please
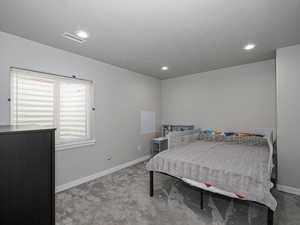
146,139 -> 277,210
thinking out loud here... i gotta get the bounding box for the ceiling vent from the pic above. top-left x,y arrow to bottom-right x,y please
62,32 -> 86,44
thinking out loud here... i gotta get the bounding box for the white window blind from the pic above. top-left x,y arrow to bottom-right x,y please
59,82 -> 90,142
11,68 -> 94,148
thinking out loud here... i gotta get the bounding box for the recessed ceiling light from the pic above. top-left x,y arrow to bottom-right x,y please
161,66 -> 168,71
76,30 -> 89,39
244,43 -> 256,51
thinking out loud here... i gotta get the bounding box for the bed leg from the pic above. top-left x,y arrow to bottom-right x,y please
200,190 -> 204,210
150,171 -> 154,197
267,208 -> 273,225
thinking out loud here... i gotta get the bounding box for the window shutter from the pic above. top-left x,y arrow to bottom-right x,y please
11,69 -> 55,127
59,82 -> 90,142
11,68 -> 93,146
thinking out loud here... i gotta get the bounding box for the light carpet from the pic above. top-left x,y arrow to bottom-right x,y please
56,162 -> 300,225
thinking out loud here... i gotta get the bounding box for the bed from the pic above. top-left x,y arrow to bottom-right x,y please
146,129 -> 277,225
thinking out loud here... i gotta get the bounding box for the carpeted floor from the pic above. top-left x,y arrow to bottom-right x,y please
56,162 -> 300,225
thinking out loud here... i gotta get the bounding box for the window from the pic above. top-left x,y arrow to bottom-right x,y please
10,68 -> 95,150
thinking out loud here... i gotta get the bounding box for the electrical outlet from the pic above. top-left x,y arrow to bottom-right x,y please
137,145 -> 142,151
107,155 -> 112,161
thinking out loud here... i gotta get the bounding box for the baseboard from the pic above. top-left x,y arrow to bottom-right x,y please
55,155 -> 151,193
277,184 -> 300,196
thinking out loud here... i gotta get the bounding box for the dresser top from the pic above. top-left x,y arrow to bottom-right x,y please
0,125 -> 56,134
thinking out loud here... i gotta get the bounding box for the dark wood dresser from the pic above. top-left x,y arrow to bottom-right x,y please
0,126 -> 55,225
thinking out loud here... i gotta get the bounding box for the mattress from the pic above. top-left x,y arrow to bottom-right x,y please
146,140 -> 277,210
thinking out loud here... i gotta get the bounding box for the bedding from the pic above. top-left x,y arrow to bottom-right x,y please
146,133 -> 277,210
181,177 -> 250,200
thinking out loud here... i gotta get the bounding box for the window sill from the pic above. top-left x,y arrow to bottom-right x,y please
56,139 -> 96,151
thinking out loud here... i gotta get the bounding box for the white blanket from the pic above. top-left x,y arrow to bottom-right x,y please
146,140 -> 277,210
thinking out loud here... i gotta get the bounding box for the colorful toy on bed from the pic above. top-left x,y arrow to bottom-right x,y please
201,130 -> 265,137
202,130 -> 227,136
234,132 -> 265,137
199,129 -> 267,145
201,130 -> 214,134
212,130 -> 225,135
224,132 -> 235,136
234,133 -> 255,136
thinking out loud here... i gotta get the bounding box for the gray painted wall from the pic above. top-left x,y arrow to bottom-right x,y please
162,60 -> 276,132
276,44 -> 300,189
0,30 -> 285,191
0,31 -> 161,186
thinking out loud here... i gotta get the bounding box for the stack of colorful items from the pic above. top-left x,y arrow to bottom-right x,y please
201,130 -> 264,137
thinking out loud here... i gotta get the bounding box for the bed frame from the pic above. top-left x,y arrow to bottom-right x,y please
148,140 -> 277,225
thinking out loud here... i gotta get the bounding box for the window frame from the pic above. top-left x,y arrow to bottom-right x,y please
10,67 -> 96,151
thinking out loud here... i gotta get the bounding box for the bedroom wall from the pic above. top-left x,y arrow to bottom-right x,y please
161,60 -> 276,132
0,31 -> 161,187
276,44 -> 300,191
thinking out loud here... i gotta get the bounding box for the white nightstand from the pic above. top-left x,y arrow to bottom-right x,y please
151,137 -> 168,156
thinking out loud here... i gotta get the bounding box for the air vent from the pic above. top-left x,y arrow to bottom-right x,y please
62,32 -> 86,43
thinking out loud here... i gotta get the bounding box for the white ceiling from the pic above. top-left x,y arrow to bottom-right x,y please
0,0 -> 300,79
